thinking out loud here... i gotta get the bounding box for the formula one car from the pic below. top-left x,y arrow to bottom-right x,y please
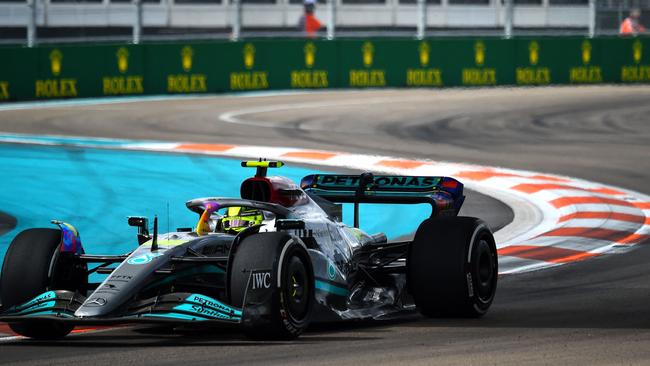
0,161 -> 497,340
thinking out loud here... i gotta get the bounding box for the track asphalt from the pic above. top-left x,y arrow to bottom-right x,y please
0,86 -> 649,365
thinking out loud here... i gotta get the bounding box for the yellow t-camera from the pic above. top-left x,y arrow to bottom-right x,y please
241,160 -> 284,177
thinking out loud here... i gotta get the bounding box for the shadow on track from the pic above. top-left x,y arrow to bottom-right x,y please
8,327 -> 381,349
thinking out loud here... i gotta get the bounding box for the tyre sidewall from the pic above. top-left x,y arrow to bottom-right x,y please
229,233 -> 314,339
466,222 -> 498,315
408,217 -> 498,318
1,229 -> 61,308
275,240 -> 314,338
0,228 -> 80,339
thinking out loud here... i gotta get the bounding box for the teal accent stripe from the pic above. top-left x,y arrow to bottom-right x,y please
141,313 -> 209,321
23,311 -> 74,318
12,301 -> 56,315
173,303 -> 241,321
10,291 -> 56,312
315,280 -> 349,296
186,294 -> 243,317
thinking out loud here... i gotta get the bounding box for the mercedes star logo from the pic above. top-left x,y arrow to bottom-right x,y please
86,297 -> 107,307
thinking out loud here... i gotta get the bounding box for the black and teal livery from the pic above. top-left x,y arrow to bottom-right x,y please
0,161 -> 498,339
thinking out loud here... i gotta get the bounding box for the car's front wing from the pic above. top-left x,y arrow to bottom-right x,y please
0,290 -> 243,325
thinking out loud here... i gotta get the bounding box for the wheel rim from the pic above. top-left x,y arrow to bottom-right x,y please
284,256 -> 309,320
475,238 -> 496,302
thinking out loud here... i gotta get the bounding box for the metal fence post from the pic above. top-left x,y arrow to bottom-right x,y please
588,0 -> 596,37
416,0 -> 426,40
504,0 -> 513,39
327,0 -> 336,40
27,0 -> 36,47
133,0 -> 142,44
232,0 -> 242,41
166,0 -> 172,28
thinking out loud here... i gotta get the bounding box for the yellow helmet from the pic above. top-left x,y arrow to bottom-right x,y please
221,207 -> 263,233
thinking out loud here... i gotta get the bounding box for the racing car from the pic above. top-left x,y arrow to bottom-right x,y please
0,160 -> 497,340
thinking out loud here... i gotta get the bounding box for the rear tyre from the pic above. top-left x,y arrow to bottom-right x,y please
408,217 -> 498,318
1,228 -> 85,339
229,232 -> 314,340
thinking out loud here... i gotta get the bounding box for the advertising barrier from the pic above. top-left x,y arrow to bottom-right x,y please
0,36 -> 648,102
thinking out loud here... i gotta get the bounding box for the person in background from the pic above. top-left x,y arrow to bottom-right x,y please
620,9 -> 646,35
298,0 -> 322,38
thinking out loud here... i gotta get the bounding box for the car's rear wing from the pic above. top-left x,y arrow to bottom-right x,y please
301,173 -> 465,227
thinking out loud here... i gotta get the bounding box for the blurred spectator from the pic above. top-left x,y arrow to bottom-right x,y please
620,9 -> 646,36
298,0 -> 322,38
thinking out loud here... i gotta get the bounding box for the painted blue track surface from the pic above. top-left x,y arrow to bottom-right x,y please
0,143 -> 430,268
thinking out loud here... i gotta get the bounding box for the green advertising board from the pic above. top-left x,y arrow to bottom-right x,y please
99,44 -> 146,97
443,38 -> 516,87
0,47 -> 37,101
337,39 -> 445,88
34,45 -> 107,99
339,39 -> 396,88
143,42 -> 225,95
515,39 -> 555,85
561,38 -> 604,84
601,37 -> 650,83
283,40 -> 339,90
0,36 -> 648,102
226,40 -> 339,91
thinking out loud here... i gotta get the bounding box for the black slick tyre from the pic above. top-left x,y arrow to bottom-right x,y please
407,217 -> 498,318
0,228 -> 85,339
229,232 -> 314,339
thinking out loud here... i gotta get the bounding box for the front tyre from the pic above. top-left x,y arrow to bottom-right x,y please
1,228 -> 85,339
229,233 -> 314,339
408,217 -> 498,318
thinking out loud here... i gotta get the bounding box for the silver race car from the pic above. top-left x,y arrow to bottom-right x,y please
0,160 -> 498,339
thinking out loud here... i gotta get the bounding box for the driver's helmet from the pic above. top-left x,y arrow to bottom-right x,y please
221,206 -> 264,233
